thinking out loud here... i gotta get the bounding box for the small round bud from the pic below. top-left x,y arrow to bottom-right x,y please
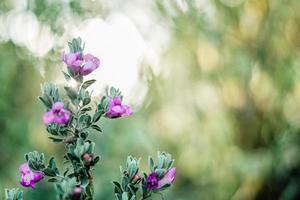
74,186 -> 82,196
82,153 -> 92,162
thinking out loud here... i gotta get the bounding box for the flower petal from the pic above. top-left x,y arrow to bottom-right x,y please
157,167 -> 176,189
43,111 -> 55,124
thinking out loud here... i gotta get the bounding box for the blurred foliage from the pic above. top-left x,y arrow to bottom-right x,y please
0,0 -> 300,199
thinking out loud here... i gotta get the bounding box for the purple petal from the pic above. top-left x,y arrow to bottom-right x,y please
112,97 -> 122,105
19,163 -> 44,189
52,102 -> 64,111
19,163 -> 30,174
157,167 -> 176,189
83,54 -> 94,61
32,171 -> 44,182
122,105 -> 133,116
64,53 -> 77,65
79,61 -> 97,75
146,172 -> 159,190
43,111 -> 55,124
53,109 -> 70,124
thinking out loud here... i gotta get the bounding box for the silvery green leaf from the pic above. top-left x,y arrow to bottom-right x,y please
83,97 -> 91,106
113,181 -> 123,194
43,167 -> 57,177
91,124 -> 102,133
64,86 -> 78,100
121,192 -> 129,200
48,178 -> 59,182
5,188 -> 23,200
38,96 -> 51,109
148,157 -> 155,172
92,110 -> 103,122
62,71 -> 71,81
81,79 -> 96,89
155,169 -> 166,178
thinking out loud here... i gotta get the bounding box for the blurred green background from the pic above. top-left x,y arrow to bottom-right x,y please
1,0 -> 300,199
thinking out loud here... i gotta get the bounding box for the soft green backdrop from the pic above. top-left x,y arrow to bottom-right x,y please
0,0 -> 300,199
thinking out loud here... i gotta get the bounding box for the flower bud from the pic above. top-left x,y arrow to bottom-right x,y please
132,173 -> 141,183
82,153 -> 92,162
73,186 -> 82,197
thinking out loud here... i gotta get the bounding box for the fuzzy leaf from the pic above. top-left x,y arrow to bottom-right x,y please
81,79 -> 96,89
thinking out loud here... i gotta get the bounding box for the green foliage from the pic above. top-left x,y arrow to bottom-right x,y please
39,83 -> 60,109
113,152 -> 175,200
5,188 -> 23,200
4,37 -> 159,200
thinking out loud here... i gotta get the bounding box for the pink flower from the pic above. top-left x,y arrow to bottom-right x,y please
73,186 -> 82,197
19,163 -> 44,189
61,52 -> 100,76
105,97 -> 133,118
79,54 -> 100,76
61,52 -> 82,73
157,167 -> 176,188
43,102 -> 70,125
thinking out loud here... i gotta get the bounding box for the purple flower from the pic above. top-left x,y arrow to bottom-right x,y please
146,167 -> 176,191
105,97 -> 133,118
61,52 -> 83,73
79,54 -> 100,76
43,102 -> 70,125
61,52 -> 100,76
146,172 -> 159,190
157,167 -> 176,188
19,163 -> 44,189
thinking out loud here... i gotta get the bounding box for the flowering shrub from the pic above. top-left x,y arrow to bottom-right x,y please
4,38 -> 176,200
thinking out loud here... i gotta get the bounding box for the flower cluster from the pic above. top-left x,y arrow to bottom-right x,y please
61,38 -> 100,76
113,152 -> 176,200
4,38 -> 175,200
146,167 -> 176,190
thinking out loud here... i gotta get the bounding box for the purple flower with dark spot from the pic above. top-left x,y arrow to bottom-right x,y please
61,52 -> 83,73
61,52 -> 100,76
43,102 -> 70,125
105,97 -> 133,118
19,163 -> 44,189
146,167 -> 176,191
79,54 -> 100,76
146,172 -> 159,190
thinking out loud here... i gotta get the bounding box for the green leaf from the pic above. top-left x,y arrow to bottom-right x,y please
113,181 -> 123,194
148,157 -> 155,172
48,178 -> 58,182
43,167 -> 57,177
81,107 -> 92,113
155,169 -> 166,178
62,71 -> 71,81
81,79 -> 96,89
5,188 -> 23,200
91,156 -> 100,166
83,97 -> 91,106
48,137 -> 64,143
38,96 -> 52,109
121,192 -> 129,200
91,124 -> 102,132
92,110 -> 104,122
64,86 -> 77,100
